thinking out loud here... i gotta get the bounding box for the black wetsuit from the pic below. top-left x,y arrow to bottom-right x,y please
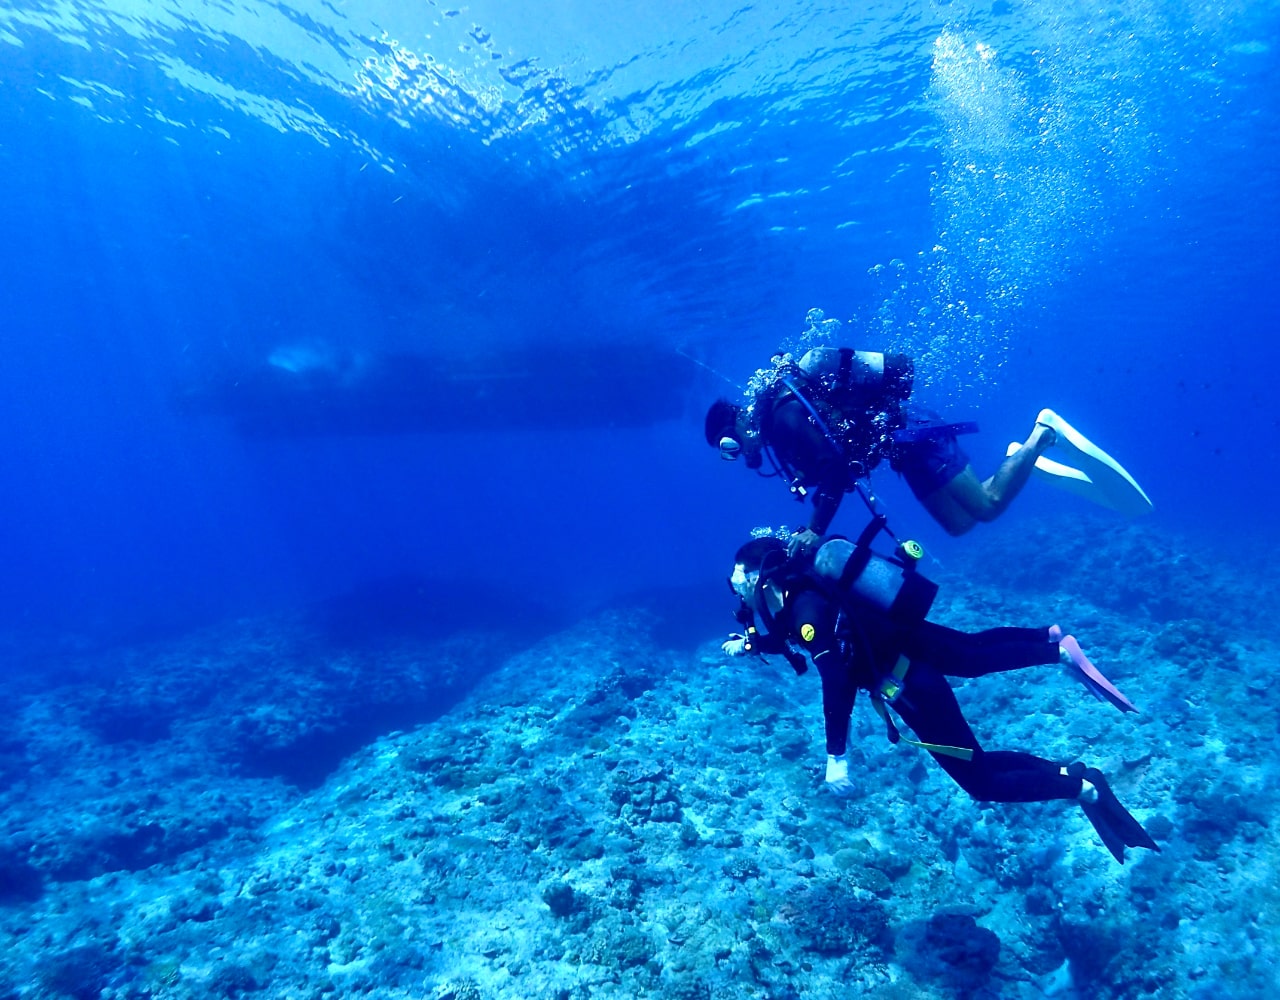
759,392 -> 859,534
759,387 -> 970,534
753,578 -> 1081,804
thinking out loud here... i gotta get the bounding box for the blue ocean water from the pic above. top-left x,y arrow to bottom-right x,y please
2,4 -> 1280,996
2,0 -> 1275,649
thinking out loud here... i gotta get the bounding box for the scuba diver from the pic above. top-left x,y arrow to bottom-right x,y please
721,527 -> 1158,864
704,347 -> 1153,549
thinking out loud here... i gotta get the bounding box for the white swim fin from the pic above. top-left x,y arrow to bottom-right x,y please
1036,409 -> 1152,516
1005,442 -> 1125,513
1008,409 -> 1153,517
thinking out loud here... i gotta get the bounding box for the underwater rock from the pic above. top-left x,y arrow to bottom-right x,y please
566,667 -> 659,730
659,977 -> 711,1000
607,760 -> 683,824
1179,783 -> 1267,856
1151,617 -> 1238,677
583,922 -> 656,969
207,960 -> 263,997
721,856 -> 761,881
1055,915 -> 1127,989
83,696 -> 175,744
846,865 -> 894,898
33,943 -> 127,1000
542,881 -> 587,919
899,910 -> 1000,995
0,849 -> 43,905
775,880 -> 892,957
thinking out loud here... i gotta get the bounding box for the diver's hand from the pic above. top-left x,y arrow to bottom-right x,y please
825,754 -> 855,796
787,528 -> 821,559
721,634 -> 748,656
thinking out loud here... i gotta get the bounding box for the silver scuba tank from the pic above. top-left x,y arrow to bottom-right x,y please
813,537 -> 937,624
798,347 -> 914,402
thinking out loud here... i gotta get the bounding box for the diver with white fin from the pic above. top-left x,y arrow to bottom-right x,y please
706,347 -> 1153,551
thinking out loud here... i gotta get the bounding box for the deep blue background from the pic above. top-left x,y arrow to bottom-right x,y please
0,0 -> 1277,652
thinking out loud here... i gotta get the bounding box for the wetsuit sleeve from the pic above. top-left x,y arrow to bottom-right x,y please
790,589 -> 857,757
807,488 -> 843,536
745,627 -> 788,656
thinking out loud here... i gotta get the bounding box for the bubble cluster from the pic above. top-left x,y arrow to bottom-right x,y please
851,9 -> 1186,399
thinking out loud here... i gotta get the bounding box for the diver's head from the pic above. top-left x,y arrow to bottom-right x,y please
705,399 -> 763,468
729,536 -> 788,606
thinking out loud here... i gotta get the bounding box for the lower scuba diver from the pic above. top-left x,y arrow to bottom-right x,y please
705,346 -> 1153,549
721,529 -> 1159,864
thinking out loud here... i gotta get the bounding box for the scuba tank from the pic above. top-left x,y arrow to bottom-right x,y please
812,536 -> 937,626
812,532 -> 974,761
797,347 -> 914,404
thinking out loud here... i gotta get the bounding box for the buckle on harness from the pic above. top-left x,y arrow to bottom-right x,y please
869,659 -> 975,761
878,675 -> 907,705
877,655 -> 912,705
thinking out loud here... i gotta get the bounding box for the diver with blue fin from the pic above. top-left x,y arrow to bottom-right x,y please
705,346 -> 1153,550
721,527 -> 1158,863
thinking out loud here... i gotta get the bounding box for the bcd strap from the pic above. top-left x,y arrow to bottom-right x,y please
836,513 -> 889,591
837,544 -> 874,591
872,656 -> 974,761
854,513 -> 889,550
781,377 -> 841,454
836,348 -> 854,389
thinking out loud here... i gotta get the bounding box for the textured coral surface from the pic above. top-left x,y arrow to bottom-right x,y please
1,522 -> 1276,1000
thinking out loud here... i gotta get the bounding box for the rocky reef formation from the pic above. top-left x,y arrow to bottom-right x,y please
1,521 -> 1276,999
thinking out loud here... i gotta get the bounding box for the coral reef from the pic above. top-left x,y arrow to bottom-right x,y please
0,522 -> 1276,998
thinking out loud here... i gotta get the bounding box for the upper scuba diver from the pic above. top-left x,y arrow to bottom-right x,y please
722,530 -> 1159,864
704,347 -> 1153,551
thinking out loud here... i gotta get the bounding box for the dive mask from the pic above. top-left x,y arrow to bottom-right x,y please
728,563 -> 755,601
